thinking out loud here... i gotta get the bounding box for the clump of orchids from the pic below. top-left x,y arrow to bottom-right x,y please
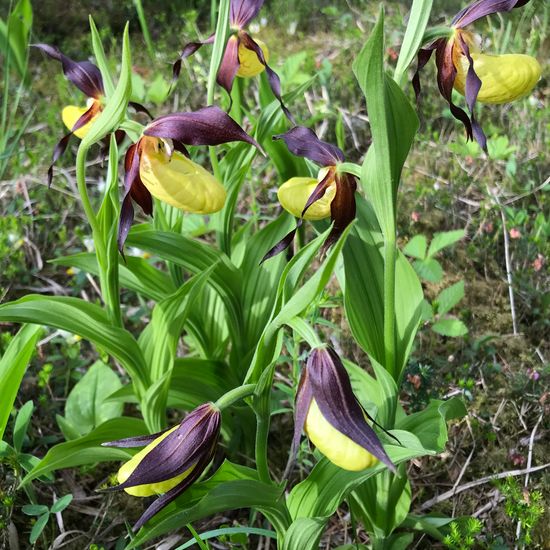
28,0 -> 542,540
414,0 -> 541,149
104,346 -> 395,530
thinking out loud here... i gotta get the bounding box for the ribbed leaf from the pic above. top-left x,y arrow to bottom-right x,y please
20,417 -> 147,486
394,0 -> 434,85
127,225 -> 244,347
353,10 -> 418,239
51,252 -> 175,302
0,324 -> 41,439
0,296 -> 149,394
89,16 -> 115,96
80,22 -> 132,146
282,517 -> 327,550
129,460 -> 290,547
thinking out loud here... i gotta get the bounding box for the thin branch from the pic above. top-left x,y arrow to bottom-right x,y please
418,463 -> 550,511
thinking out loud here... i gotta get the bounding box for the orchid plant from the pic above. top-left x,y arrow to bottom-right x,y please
0,0 -> 542,548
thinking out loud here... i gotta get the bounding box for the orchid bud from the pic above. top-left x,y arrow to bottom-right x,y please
293,346 -> 396,473
103,403 -> 221,530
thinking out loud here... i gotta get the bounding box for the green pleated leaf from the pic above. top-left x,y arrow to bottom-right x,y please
139,267 -> 214,431
349,470 -> 411,538
0,296 -> 149,394
343,199 -> 423,380
129,460 -> 290,547
0,324 -> 41,439
89,16 -> 115,97
81,23 -> 132,147
186,286 -> 230,360
282,517 -> 327,550
52,252 -> 175,302
393,0 -> 434,86
13,400 -> 33,453
245,224 -> 351,384
127,225 -> 243,345
19,417 -> 147,487
353,9 -> 418,239
239,214 -> 294,351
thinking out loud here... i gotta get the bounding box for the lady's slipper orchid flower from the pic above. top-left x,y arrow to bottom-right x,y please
293,346 -> 396,473
34,44 -> 151,185
413,0 -> 541,150
33,44 -> 105,185
263,126 -> 356,261
118,105 -> 262,251
174,0 -> 292,121
103,403 -> 221,531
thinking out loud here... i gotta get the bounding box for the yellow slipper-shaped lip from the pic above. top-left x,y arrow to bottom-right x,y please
277,174 -> 336,220
454,52 -> 541,104
139,137 -> 226,213
237,37 -> 269,77
305,398 -> 378,471
62,99 -> 101,139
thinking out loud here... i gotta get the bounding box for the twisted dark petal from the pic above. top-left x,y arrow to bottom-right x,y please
118,142 -> 143,253
216,35 -> 240,99
301,169 -> 334,218
260,219 -> 302,263
412,46 -> 436,101
230,0 -> 264,28
47,103 -> 99,186
458,36 -> 487,152
33,43 -> 104,99
308,347 -> 396,473
102,429 -> 169,448
129,101 -> 153,120
273,126 -> 344,166
144,105 -> 262,151
172,33 -> 216,85
238,32 -> 295,123
452,0 -> 530,28
113,404 -> 220,491
132,445 -> 216,531
130,176 -> 154,216
323,173 -> 356,252
292,367 -> 314,454
435,40 -> 473,141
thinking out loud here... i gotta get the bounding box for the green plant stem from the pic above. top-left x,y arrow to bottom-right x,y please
76,145 -> 120,325
255,409 -> 271,483
133,0 -> 156,64
206,0 -> 230,182
75,145 -> 101,245
383,237 -> 397,382
230,77 -> 243,125
215,383 -> 256,410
